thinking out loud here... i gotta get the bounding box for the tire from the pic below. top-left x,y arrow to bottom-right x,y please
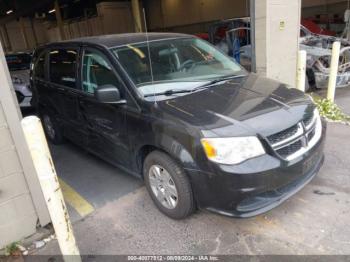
143,150 -> 195,219
41,113 -> 64,145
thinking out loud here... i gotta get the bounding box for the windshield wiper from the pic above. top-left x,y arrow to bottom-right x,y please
201,74 -> 247,87
144,89 -> 194,97
143,75 -> 246,98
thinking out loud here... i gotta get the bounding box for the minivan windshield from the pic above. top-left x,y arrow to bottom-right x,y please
112,37 -> 245,96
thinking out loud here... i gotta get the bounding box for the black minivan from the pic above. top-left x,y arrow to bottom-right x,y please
31,33 -> 326,219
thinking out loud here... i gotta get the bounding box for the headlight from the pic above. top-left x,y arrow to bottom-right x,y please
201,136 -> 265,165
12,76 -> 23,84
311,107 -> 322,142
307,94 -> 313,102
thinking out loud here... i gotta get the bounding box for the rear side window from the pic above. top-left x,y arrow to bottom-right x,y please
34,51 -> 46,79
49,48 -> 78,88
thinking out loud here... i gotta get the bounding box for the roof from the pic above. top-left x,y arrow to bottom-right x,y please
42,33 -> 192,49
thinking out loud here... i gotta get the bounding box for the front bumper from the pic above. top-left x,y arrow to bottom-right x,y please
186,124 -> 326,218
13,84 -> 33,108
18,96 -> 32,108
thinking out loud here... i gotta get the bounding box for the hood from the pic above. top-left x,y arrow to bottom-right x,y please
156,74 -> 314,137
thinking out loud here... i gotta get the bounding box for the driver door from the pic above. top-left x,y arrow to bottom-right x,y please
78,47 -> 130,167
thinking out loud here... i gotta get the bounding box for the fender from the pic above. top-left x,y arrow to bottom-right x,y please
157,133 -> 198,170
134,133 -> 199,176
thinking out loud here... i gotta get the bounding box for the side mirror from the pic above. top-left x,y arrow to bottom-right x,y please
94,84 -> 126,104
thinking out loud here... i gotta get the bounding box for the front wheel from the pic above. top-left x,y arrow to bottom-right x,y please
41,113 -> 64,145
143,151 -> 195,219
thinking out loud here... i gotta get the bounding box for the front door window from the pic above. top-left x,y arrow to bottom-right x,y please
82,50 -> 121,95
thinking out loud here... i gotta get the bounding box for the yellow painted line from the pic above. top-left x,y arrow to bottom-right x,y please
58,178 -> 94,217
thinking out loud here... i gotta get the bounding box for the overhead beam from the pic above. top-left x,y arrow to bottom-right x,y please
30,19 -> 38,46
1,25 -> 12,52
19,17 -> 29,50
131,0 -> 143,32
54,0 -> 65,40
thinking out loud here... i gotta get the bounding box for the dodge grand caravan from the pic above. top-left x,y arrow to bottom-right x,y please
31,33 -> 326,219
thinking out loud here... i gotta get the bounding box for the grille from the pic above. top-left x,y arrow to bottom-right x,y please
276,140 -> 302,158
303,111 -> 314,128
307,128 -> 316,141
267,109 -> 320,160
267,124 -> 299,145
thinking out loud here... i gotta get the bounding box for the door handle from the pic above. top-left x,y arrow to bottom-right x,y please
79,100 -> 94,108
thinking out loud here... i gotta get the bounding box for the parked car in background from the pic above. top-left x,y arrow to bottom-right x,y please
301,18 -> 336,36
5,52 -> 33,108
31,33 -> 326,219
299,25 -> 350,89
197,17 -> 350,91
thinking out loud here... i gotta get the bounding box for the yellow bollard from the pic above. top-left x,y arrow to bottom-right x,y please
327,41 -> 341,102
21,116 -> 81,262
296,50 -> 307,92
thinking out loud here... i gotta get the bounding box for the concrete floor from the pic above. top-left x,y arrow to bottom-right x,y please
50,143 -> 143,222
315,87 -> 350,115
31,88 -> 350,255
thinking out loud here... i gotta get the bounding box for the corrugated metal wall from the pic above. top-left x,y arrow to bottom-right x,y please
0,1 -> 134,52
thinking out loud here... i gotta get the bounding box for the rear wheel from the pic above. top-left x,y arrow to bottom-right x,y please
41,113 -> 64,144
143,151 -> 195,219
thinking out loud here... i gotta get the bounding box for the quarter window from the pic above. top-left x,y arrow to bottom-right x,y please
49,49 -> 77,88
82,50 -> 121,94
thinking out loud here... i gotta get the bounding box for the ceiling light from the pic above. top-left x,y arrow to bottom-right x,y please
6,10 -> 13,15
48,9 -> 56,13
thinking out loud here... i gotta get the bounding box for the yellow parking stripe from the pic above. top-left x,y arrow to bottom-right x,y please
58,178 -> 94,217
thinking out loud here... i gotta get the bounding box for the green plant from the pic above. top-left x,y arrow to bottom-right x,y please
312,96 -> 350,123
5,242 -> 20,256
